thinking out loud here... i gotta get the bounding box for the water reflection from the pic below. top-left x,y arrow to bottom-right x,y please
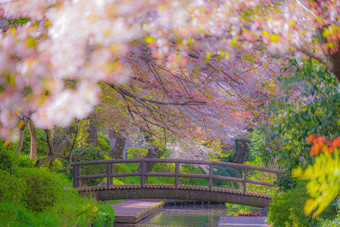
137,204 -> 227,227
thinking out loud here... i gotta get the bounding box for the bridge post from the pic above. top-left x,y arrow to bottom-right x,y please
73,165 -> 80,188
141,160 -> 146,187
209,163 -> 213,190
175,161 -> 179,187
242,168 -> 247,194
107,163 -> 113,186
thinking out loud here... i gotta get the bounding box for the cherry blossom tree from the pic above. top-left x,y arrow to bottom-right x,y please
0,0 -> 339,143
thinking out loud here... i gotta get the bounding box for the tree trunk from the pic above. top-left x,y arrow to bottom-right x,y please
316,29 -> 340,81
35,153 -> 62,168
109,132 -> 126,159
16,121 -> 26,153
233,138 -> 250,164
324,50 -> 340,81
88,117 -> 98,145
28,120 -> 37,160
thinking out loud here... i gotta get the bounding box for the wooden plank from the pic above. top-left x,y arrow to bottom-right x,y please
246,179 -> 276,187
113,200 -> 163,224
175,162 -> 179,187
73,165 -> 80,188
112,172 -> 141,177
77,173 -> 107,179
145,172 -> 175,177
178,173 -> 209,178
107,163 -> 113,186
141,161 -> 146,186
212,175 -> 243,183
209,163 -> 213,189
243,168 -> 247,195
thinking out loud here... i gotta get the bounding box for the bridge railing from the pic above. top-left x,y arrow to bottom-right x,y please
71,158 -> 285,194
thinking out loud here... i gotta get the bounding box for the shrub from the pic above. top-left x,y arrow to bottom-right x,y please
275,171 -> 297,191
267,180 -> 336,227
0,151 -> 116,226
92,201 -> 115,227
0,148 -> 18,173
0,202 -> 38,227
18,167 -> 66,212
0,170 -> 25,204
267,181 -> 317,226
18,153 -> 34,168
127,147 -> 148,159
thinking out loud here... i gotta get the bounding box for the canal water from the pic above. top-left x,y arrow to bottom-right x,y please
136,204 -> 228,226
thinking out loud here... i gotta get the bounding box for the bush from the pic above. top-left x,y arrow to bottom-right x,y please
275,171 -> 297,191
127,147 -> 148,159
0,150 -> 116,226
18,167 -> 66,212
92,201 -> 115,226
18,153 -> 34,168
0,148 -> 18,173
267,181 -> 317,226
0,170 -> 25,204
267,180 -> 336,226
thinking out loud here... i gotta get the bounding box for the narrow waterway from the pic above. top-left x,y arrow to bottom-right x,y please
136,204 -> 228,227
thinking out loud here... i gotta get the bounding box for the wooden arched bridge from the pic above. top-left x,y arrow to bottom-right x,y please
72,158 -> 284,207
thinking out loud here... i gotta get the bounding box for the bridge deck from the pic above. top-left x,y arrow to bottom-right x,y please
77,184 -> 270,199
77,184 -> 271,207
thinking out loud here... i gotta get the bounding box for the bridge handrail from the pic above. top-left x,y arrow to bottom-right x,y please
71,158 -> 285,194
71,158 -> 285,174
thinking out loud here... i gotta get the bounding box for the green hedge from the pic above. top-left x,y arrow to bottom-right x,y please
0,149 -> 115,226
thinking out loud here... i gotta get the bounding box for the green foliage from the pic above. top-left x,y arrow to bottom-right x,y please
5,18 -> 30,27
247,129 -> 271,166
179,164 -> 208,186
275,171 -> 297,191
21,127 -> 49,156
0,150 -> 115,226
71,146 -> 107,186
97,131 -> 111,154
263,60 -> 340,169
321,200 -> 340,227
267,181 -> 317,226
40,158 -> 64,171
92,201 -> 115,227
18,153 -> 35,168
292,149 -> 340,217
0,138 -> 17,153
267,180 -> 336,226
0,147 -> 18,173
213,165 -> 240,188
147,163 -> 175,184
112,163 -> 140,184
0,170 -> 25,204
322,216 -> 340,227
127,147 -> 148,159
18,167 -> 65,212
